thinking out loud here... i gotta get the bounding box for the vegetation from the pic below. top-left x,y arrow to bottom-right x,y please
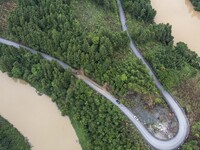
122,0 -> 156,23
122,0 -> 200,148
1,0 -> 200,149
0,44 -> 150,150
66,80 -> 149,150
6,0 -> 162,108
176,75 -> 200,149
0,0 -> 16,33
73,0 -> 120,32
0,0 -> 157,149
190,0 -> 200,11
0,116 -> 30,150
122,0 -> 200,96
182,121 -> 200,149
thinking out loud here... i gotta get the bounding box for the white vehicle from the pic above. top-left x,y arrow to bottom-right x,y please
134,116 -> 139,120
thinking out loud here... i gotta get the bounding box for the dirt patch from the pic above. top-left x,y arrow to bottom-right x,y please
73,0 -> 120,32
124,92 -> 178,140
174,74 -> 200,123
0,0 -> 16,31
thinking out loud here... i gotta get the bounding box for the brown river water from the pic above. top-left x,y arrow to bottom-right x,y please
0,71 -> 81,150
151,0 -> 200,56
1,1 -> 199,149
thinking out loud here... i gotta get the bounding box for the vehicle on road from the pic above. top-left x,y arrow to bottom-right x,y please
116,99 -> 120,104
134,116 -> 139,121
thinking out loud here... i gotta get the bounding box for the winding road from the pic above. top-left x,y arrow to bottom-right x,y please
117,0 -> 190,149
0,1 -> 189,149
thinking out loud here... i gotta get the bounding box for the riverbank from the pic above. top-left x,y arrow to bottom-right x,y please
0,43 -> 151,150
0,71 -> 81,150
151,0 -> 200,56
121,0 -> 200,148
0,0 -> 198,149
0,115 -> 30,149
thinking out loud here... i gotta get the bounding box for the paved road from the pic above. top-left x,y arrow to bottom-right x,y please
116,0 -> 190,149
0,33 -> 188,150
0,2 -> 190,148
0,3 -> 190,148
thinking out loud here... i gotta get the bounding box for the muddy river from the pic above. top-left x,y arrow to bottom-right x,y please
0,71 -> 81,150
151,0 -> 200,56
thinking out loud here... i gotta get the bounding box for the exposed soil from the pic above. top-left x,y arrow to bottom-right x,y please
125,92 -> 178,140
174,74 -> 200,124
0,0 -> 16,31
174,75 -> 200,134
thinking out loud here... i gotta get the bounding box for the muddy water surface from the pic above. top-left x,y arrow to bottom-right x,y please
151,0 -> 200,56
0,71 -> 81,150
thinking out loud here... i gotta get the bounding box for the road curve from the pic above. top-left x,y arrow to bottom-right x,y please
116,0 -> 190,149
0,33 -> 188,149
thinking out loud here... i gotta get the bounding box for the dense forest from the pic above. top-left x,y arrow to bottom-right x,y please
0,0 -> 158,149
5,0 -> 163,109
0,116 -> 30,150
0,0 -> 200,149
190,0 -> 200,11
122,0 -> 200,149
0,44 -> 150,150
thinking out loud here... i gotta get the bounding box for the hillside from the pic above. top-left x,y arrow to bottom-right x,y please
0,0 -> 200,149
121,0 -> 200,149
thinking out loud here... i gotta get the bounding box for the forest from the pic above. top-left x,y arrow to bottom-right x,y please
0,116 -> 30,150
122,0 -> 200,149
0,44 -> 150,150
190,0 -> 200,11
0,0 -> 157,149
0,0 -> 200,149
5,0 -> 163,109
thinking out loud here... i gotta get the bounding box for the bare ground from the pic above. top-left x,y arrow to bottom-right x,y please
0,0 -> 16,31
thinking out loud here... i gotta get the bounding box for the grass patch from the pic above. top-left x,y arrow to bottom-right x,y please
174,73 -> 200,123
0,0 -> 16,32
72,0 -> 121,32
